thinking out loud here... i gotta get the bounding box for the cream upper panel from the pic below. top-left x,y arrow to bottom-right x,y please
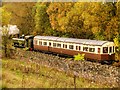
102,42 -> 115,47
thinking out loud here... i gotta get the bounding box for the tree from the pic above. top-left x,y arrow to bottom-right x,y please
116,1 -> 120,40
64,2 -> 93,38
0,6 -> 11,26
47,2 -> 74,37
105,16 -> 118,41
2,26 -> 15,58
34,3 -> 52,36
2,2 -> 36,35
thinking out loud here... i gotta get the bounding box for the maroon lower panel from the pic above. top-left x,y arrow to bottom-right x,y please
34,45 -> 48,51
50,47 -> 102,61
101,54 -> 115,60
34,45 -> 115,61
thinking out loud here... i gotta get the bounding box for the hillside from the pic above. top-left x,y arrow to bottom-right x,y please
2,58 -> 110,88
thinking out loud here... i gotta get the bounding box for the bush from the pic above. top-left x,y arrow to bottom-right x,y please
74,53 -> 85,61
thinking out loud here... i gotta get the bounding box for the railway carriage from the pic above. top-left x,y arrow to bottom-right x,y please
33,36 -> 115,62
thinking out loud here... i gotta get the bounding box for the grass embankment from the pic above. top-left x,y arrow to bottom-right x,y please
2,58 -> 110,88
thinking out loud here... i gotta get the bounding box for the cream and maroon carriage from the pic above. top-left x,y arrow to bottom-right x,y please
33,36 -> 115,63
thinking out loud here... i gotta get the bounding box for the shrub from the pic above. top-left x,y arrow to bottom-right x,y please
74,53 -> 85,61
23,47 -> 29,51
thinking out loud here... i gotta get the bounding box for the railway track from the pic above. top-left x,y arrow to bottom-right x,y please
14,48 -> 120,87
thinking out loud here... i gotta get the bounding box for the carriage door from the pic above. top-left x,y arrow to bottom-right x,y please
48,42 -> 52,52
98,48 -> 100,54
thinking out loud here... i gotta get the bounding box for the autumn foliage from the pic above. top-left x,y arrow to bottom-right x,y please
1,1 -> 120,55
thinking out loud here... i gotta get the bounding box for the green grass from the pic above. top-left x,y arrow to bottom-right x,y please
2,58 -> 110,88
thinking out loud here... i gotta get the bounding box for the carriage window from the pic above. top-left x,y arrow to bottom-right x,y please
69,45 -> 74,49
39,41 -> 42,45
89,48 -> 95,52
79,46 -> 81,50
109,47 -> 112,53
49,42 -> 51,46
103,47 -> 108,53
76,46 -> 81,50
43,42 -> 47,46
83,47 -> 88,51
57,43 -> 61,48
63,44 -> 67,49
53,43 -> 56,47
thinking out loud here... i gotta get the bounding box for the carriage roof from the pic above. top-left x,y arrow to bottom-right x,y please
34,36 -> 112,46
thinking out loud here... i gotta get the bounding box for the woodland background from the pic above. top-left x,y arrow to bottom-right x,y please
1,1 -> 120,53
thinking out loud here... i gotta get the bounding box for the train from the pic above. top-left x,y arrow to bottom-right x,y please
12,35 -> 116,63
